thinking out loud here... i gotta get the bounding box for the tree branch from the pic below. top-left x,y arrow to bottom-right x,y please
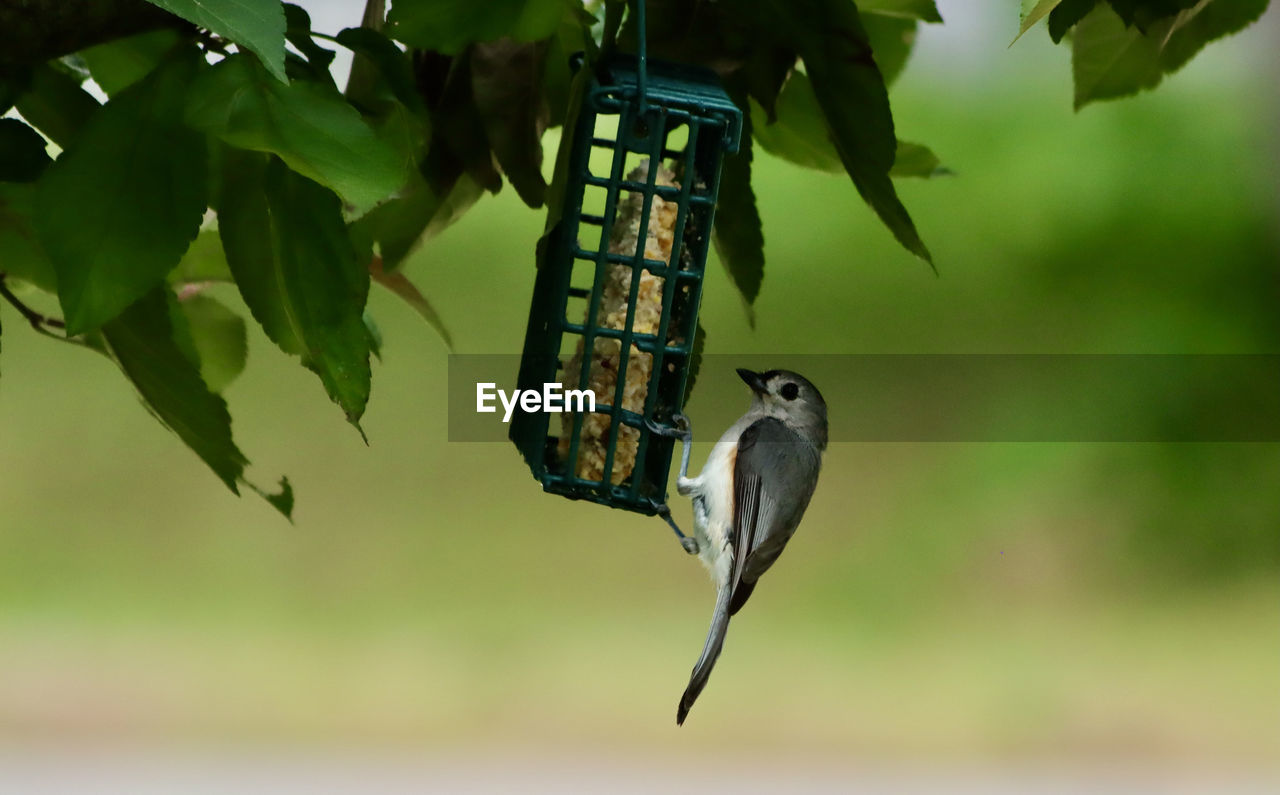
0,274 -> 70,341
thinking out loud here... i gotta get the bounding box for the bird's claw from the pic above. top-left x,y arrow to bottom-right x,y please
653,500 -> 699,555
645,412 -> 692,441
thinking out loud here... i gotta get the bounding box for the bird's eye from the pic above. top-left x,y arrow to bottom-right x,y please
781,382 -> 799,400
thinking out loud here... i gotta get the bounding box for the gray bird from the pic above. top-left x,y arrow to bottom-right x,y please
652,368 -> 828,725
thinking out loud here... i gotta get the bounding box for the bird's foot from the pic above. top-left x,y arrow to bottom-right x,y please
652,501 -> 700,555
645,412 -> 692,442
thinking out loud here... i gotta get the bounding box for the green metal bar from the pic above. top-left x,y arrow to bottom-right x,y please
668,119 -> 729,411
635,0 -> 648,117
567,103 -> 631,484
616,108 -> 670,498
633,119 -> 702,487
601,103 -> 664,490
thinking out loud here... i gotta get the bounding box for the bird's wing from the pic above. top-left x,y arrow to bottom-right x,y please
729,417 -> 821,613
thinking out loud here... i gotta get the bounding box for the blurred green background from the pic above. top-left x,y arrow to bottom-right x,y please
1,1 -> 1277,773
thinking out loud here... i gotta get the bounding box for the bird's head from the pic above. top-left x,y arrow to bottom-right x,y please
736,368 -> 828,449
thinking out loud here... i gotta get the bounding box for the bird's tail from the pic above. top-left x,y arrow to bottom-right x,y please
677,584 -> 732,725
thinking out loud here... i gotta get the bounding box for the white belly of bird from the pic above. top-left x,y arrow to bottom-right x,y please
689,419 -> 752,587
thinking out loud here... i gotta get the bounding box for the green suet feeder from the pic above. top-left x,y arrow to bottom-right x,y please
510,29 -> 742,521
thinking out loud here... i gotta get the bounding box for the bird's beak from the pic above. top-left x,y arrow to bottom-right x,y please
736,368 -> 767,394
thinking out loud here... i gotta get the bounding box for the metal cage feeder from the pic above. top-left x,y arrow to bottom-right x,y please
510,52 -> 742,516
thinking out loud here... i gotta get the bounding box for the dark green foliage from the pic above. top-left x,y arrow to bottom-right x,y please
861,12 -> 917,87
81,28 -> 184,95
34,50 -> 206,334
711,110 -> 764,323
337,27 -> 425,114
185,54 -> 406,212
1107,0 -> 1200,31
387,0 -> 567,53
101,288 -> 248,494
0,0 -> 1265,518
0,119 -> 52,181
751,0 -> 932,265
13,62 -> 100,147
471,39 -> 550,207
218,153 -> 372,433
283,4 -> 337,82
0,183 -> 58,291
1070,0 -> 1269,108
1012,0 -> 1270,107
141,0 -> 288,81
1049,0 -> 1098,43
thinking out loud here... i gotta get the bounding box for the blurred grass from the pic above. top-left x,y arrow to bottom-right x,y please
0,11 -> 1277,763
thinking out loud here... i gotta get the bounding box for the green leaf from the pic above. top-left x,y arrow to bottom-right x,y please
751,0 -> 931,265
179,293 -> 248,391
387,0 -> 567,53
1070,0 -> 1259,108
471,39 -> 550,207
712,114 -> 764,323
352,170 -> 483,271
370,259 -> 454,350
248,476 -> 294,519
1158,0 -> 1270,73
0,183 -> 58,292
1108,0 -> 1200,30
102,288 -> 248,493
336,27 -> 424,114
1068,0 -> 1264,108
373,98 -> 430,179
0,119 -> 51,182
218,152 -> 371,431
1072,6 -> 1164,107
752,75 -> 946,181
335,29 -> 429,180
1,69 -> 32,116
858,0 -> 943,23
749,72 -> 842,173
1013,0 -> 1066,43
890,141 -> 949,178
543,3 -> 594,126
741,46 -> 796,123
432,53 -> 503,194
81,28 -> 184,95
282,3 -> 337,81
862,13 -> 918,87
13,63 -> 101,148
1049,0 -> 1100,43
363,311 -> 383,360
34,51 -> 207,334
142,0 -> 287,83
185,55 -> 407,213
538,64 -> 590,236
682,322 -> 706,406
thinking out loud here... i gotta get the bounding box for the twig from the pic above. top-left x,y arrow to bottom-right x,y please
0,274 -> 93,348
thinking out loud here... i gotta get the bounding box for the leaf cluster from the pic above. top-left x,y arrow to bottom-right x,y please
0,0 -> 1267,515
1015,0 -> 1270,108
